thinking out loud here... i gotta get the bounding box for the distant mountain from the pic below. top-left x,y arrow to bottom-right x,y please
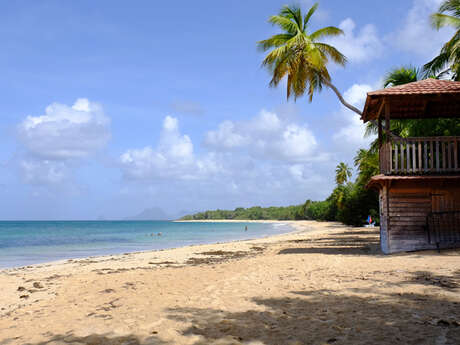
124,207 -> 170,221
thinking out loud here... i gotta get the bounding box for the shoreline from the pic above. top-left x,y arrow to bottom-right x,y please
0,220 -> 308,272
2,220 -> 459,345
0,220 -> 300,271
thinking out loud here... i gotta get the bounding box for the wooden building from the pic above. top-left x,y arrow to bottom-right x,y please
362,79 -> 460,253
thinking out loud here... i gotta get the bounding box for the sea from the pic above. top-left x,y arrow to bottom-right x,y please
0,221 -> 294,269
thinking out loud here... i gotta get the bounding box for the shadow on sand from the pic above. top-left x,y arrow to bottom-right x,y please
1,334 -> 168,345
279,227 -> 383,256
163,290 -> 460,345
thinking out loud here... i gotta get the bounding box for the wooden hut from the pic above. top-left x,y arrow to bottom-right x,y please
362,79 -> 460,253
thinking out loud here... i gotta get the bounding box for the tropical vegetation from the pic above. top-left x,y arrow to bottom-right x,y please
424,0 -> 460,80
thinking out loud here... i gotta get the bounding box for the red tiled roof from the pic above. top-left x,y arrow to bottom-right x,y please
368,79 -> 460,96
361,79 -> 460,122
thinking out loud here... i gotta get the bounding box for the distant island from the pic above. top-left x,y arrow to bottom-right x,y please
125,207 -> 192,221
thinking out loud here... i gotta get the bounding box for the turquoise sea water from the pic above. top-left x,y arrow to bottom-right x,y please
0,221 -> 293,269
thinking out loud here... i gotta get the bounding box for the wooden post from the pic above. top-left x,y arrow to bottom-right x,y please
385,102 -> 390,141
385,102 -> 390,174
378,116 -> 383,173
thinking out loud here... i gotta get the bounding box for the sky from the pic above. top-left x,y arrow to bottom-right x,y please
0,0 -> 454,220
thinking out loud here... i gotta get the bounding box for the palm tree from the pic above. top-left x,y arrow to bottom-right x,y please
335,162 -> 352,186
258,3 -> 362,115
354,149 -> 379,185
424,0 -> 460,80
383,66 -> 420,87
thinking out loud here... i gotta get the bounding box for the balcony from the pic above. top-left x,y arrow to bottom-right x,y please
379,136 -> 460,175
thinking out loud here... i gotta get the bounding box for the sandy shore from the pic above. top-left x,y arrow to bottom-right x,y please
1,220 -> 459,345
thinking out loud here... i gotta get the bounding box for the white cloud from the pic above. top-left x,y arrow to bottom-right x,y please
325,18 -> 383,63
18,98 -> 110,160
205,110 -> 320,163
392,0 -> 454,59
16,98 -> 111,187
120,116 -> 200,180
119,111 -> 333,208
19,160 -> 69,185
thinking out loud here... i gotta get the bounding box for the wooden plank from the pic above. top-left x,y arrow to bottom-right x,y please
389,226 -> 426,232
395,143 -> 399,173
436,140 -> 440,172
390,142 -> 393,173
442,141 -> 447,170
412,142 -> 416,172
455,138 -> 459,171
424,141 -> 428,172
430,140 -> 434,171
389,192 -> 431,197
389,211 -> 429,216
390,204 -> 431,208
391,233 -> 428,239
390,207 -> 431,212
390,220 -> 428,225
390,225 -> 426,230
407,141 -> 410,172
390,205 -> 432,209
390,204 -> 432,208
418,141 -> 422,173
401,142 -> 405,173
390,223 -> 428,227
390,216 -> 428,221
390,227 -> 428,233
390,202 -> 432,206
390,198 -> 432,203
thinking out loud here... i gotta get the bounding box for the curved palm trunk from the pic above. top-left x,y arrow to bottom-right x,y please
322,79 -> 363,116
323,79 -> 389,135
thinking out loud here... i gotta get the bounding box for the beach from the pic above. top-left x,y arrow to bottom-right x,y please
1,220 -> 460,345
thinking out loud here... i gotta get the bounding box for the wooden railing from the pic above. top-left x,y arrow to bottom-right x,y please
380,136 -> 460,175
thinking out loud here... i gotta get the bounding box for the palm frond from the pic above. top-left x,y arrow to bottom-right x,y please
310,26 -> 344,41
280,5 -> 303,31
268,15 -> 299,34
431,13 -> 460,29
315,43 -> 347,65
257,34 -> 295,51
438,0 -> 460,16
303,3 -> 319,30
423,52 -> 451,77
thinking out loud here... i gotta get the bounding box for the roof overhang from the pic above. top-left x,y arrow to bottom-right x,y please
366,174 -> 460,190
361,80 -> 460,123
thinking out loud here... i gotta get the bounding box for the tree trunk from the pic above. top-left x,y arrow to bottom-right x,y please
322,79 -> 395,136
322,79 -> 363,116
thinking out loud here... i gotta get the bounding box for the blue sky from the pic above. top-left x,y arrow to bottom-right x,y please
0,0 -> 453,220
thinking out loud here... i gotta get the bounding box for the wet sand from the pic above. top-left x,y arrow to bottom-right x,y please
1,220 -> 459,345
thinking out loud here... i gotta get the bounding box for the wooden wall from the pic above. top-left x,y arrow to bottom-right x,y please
378,179 -> 460,253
